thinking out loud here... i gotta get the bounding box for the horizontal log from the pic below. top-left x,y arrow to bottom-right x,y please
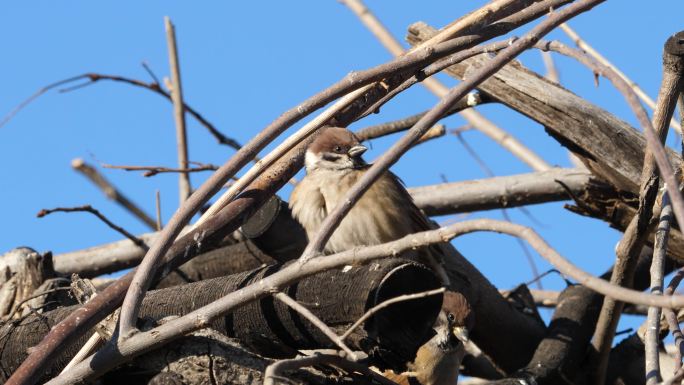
408,168 -> 591,216
53,169 -> 591,277
52,232 -> 158,277
0,258 -> 442,381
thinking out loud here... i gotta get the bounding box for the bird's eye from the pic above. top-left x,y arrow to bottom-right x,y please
447,313 -> 455,322
334,145 -> 343,153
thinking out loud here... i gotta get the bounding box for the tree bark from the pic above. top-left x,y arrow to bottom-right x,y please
0,259 -> 442,382
406,22 -> 682,196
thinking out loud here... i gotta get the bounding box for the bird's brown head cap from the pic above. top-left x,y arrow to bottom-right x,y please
305,127 -> 367,170
442,291 -> 474,331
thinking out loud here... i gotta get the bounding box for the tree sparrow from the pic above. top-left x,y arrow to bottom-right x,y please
289,127 -> 447,279
384,291 -> 473,385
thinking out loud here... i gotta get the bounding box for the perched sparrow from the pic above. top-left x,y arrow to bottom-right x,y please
289,127 -> 447,279
384,291 -> 474,385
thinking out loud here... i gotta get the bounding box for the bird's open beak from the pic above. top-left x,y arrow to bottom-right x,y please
453,326 -> 469,343
348,145 -> 367,158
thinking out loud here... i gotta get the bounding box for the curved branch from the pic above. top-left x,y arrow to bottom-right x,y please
50,218 -> 684,384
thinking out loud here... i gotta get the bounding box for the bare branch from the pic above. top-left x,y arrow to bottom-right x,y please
273,292 -> 356,359
355,92 -> 491,141
560,22 -> 682,135
340,287 -> 445,341
2,73 -> 244,150
164,16 -> 192,204
646,193 -> 673,385
155,190 -> 162,231
36,205 -> 148,251
0,75 -> 86,129
540,50 -> 560,83
101,162 -> 218,177
71,158 -> 157,230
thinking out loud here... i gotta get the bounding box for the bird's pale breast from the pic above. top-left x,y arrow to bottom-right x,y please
290,168 -> 415,254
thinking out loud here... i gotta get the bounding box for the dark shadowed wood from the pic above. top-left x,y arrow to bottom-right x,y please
0,259 -> 441,382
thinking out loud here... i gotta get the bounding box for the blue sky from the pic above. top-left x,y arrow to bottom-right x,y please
1,1 -> 683,335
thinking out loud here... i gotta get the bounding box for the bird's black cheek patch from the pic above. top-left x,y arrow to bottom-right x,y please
321,153 -> 343,162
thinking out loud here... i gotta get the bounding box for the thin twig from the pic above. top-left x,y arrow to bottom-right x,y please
60,333 -> 103,374
0,75 -> 86,129
540,50 -> 560,83
164,17 -> 192,204
1,73 -> 244,150
71,158 -> 157,230
101,162 -> 218,177
141,61 -> 161,85
155,190 -> 162,231
340,287 -> 445,341
560,22 -> 682,135
273,292 -> 356,359
646,192 -> 672,385
668,92 -> 684,373
355,92 -> 490,141
5,287 -> 72,321
37,205 -> 149,251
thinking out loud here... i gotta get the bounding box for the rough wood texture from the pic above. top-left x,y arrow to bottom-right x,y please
104,327 -> 349,385
0,248 -> 68,320
485,285 -> 602,385
153,241 -> 275,289
408,168 -> 592,216
406,22 -> 682,195
0,259 -> 442,382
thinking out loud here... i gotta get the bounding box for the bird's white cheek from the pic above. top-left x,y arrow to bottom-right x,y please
304,151 -> 322,170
